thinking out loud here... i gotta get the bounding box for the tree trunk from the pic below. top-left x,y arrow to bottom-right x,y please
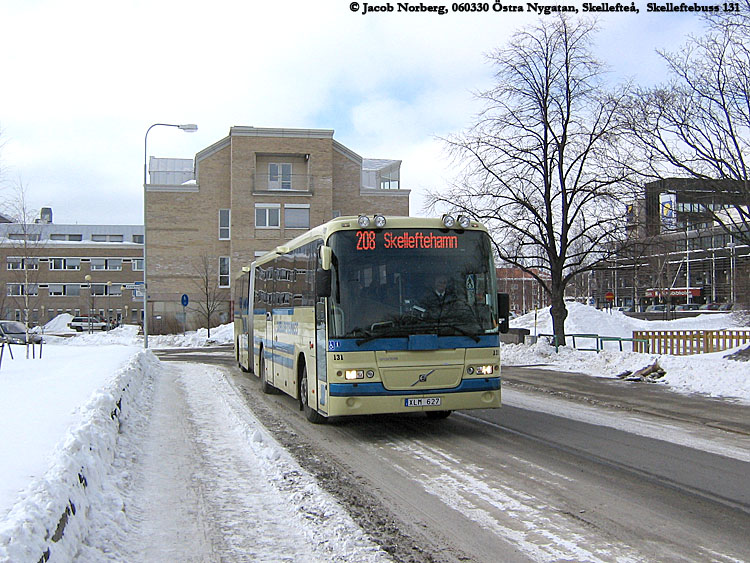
550,286 -> 568,348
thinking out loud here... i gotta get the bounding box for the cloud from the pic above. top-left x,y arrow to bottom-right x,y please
0,1 -> 710,224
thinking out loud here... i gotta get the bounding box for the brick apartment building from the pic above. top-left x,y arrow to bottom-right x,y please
0,209 -> 144,326
496,266 -> 551,313
146,126 -> 410,332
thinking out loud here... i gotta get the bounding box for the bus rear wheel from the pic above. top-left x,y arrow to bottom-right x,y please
426,410 -> 452,420
300,365 -> 326,424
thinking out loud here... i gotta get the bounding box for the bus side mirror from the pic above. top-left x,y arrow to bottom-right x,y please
316,268 -> 331,299
497,292 -> 510,334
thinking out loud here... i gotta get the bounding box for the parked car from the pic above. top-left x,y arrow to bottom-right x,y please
0,320 -> 43,344
675,303 -> 701,311
719,303 -> 735,311
699,302 -> 721,310
68,316 -> 108,332
645,304 -> 674,313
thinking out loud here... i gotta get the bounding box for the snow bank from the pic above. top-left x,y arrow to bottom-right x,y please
505,303 -> 750,403
512,302 -> 742,338
0,352 -> 158,562
41,313 -> 75,334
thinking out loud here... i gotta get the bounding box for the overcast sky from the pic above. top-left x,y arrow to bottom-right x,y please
0,0 -> 707,225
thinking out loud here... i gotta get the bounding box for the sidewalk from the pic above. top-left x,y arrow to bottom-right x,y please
502,365 -> 750,436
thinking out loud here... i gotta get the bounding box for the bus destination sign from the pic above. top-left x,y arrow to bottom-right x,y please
355,230 -> 459,251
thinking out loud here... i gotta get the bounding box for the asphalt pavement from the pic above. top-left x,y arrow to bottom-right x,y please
502,365 -> 750,436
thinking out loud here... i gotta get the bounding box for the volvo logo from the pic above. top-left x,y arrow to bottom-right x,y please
411,369 -> 435,387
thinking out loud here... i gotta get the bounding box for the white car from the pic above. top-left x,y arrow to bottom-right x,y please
68,316 -> 108,332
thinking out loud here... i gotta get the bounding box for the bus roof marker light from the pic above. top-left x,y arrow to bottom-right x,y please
374,214 -> 387,228
442,214 -> 456,228
320,246 -> 332,270
458,215 -> 471,229
358,215 -> 371,228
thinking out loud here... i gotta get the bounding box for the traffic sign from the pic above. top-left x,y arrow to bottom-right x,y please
122,282 -> 144,291
181,294 -> 189,307
605,291 -> 615,301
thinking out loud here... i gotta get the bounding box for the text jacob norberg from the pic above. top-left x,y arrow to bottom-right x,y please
361,2 -> 450,14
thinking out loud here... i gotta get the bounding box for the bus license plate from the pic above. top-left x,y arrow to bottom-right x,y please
405,397 -> 442,407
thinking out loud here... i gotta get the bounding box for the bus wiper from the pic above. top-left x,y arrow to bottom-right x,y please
449,323 -> 481,342
343,327 -> 372,338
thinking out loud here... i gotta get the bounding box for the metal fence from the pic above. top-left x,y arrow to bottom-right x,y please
632,330 -> 750,355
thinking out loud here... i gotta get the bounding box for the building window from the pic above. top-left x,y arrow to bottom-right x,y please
284,205 -> 310,229
269,163 -> 292,190
132,234 -> 144,244
219,257 -> 230,288
7,284 -> 22,296
50,233 -> 83,241
8,233 -> 40,241
91,258 -> 122,271
48,284 -> 81,297
219,209 -> 231,240
255,204 -> 280,228
48,284 -> 64,296
132,259 -> 144,271
92,234 -> 124,242
90,284 -> 107,296
6,257 -> 38,270
50,258 -> 81,270
6,284 -> 37,296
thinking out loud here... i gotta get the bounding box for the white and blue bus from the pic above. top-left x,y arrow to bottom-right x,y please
234,215 -> 510,423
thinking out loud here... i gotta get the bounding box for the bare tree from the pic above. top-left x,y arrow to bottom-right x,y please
626,7 -> 750,240
2,181 -> 45,356
429,17 -> 638,345
189,255 -> 230,338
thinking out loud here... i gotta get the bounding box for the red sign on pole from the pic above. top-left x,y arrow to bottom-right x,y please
605,291 -> 615,301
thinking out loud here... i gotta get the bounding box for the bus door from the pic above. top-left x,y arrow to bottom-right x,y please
265,310 -> 275,384
265,269 -> 276,386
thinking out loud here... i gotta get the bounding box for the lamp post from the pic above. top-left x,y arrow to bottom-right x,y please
728,238 -> 737,304
106,281 -> 112,331
84,274 -> 93,334
143,123 -> 198,348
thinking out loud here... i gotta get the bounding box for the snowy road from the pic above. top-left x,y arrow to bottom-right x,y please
224,359 -> 750,562
78,348 -> 750,562
79,360 -> 390,562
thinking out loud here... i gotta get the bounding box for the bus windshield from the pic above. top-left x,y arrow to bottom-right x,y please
327,228 -> 498,341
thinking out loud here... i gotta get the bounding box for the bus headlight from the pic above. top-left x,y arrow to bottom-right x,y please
358,215 -> 371,228
345,369 -> 365,380
374,214 -> 387,228
467,365 -> 496,375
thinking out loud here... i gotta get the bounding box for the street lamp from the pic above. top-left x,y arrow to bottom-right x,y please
84,274 -> 93,334
728,239 -> 737,304
143,123 -> 198,348
106,281 -> 112,331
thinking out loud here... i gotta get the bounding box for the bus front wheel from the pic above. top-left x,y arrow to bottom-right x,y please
426,410 -> 452,420
259,350 -> 275,394
300,365 -> 326,424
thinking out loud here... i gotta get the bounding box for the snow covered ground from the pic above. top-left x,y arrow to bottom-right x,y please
0,322 -> 386,562
1,306 -> 749,561
507,302 -> 750,403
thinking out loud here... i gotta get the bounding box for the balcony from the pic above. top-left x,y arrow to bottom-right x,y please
253,172 -> 314,195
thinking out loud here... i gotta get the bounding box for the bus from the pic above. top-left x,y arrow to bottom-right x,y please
234,214 -> 510,423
